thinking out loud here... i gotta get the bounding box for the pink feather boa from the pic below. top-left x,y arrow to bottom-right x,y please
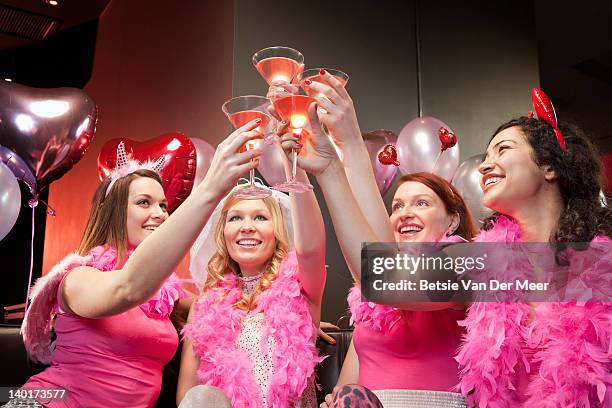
456,216 -> 612,407
348,234 -> 467,333
182,251 -> 322,408
21,245 -> 185,364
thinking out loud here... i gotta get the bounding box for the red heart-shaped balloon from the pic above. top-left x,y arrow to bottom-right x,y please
0,81 -> 97,196
438,127 -> 457,152
378,144 -> 400,166
98,133 -> 196,213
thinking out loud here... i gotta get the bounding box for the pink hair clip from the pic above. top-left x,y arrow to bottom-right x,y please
531,88 -> 567,150
105,141 -> 166,196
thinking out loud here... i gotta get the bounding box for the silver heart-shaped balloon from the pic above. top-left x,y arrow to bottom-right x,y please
0,81 -> 97,196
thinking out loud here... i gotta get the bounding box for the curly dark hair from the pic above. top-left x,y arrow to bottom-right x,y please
482,116 -> 612,243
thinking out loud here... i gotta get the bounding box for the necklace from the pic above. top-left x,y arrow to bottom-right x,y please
239,272 -> 264,295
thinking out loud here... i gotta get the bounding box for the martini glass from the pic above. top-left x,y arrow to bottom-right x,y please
298,68 -> 349,94
222,95 -> 272,199
272,94 -> 316,193
253,46 -> 304,100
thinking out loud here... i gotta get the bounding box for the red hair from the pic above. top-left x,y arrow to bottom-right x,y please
397,172 -> 477,241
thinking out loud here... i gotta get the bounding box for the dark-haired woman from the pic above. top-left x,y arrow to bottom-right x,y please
456,116 -> 612,407
9,120 -> 263,408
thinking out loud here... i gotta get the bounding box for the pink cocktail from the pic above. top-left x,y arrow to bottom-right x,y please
255,57 -> 303,85
298,68 -> 349,98
271,95 -> 316,193
252,47 -> 304,87
228,110 -> 271,146
222,96 -> 272,199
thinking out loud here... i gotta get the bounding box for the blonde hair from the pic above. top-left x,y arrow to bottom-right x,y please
203,192 -> 289,311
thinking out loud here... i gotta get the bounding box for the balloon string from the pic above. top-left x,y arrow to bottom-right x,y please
414,0 -> 423,117
25,203 -> 36,312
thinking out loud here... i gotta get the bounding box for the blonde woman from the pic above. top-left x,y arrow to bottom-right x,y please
177,169 -> 326,407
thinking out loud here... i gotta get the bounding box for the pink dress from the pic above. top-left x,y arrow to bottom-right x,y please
19,246 -> 182,408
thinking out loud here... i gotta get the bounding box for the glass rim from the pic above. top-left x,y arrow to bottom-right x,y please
221,95 -> 271,116
252,46 -> 304,65
297,68 -> 349,82
271,94 -> 316,105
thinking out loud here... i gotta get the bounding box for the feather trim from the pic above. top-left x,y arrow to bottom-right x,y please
183,251 -> 322,408
347,285 -> 403,333
21,246 -> 183,364
456,216 -> 612,407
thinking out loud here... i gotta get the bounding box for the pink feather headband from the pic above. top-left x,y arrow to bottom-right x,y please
105,141 -> 165,196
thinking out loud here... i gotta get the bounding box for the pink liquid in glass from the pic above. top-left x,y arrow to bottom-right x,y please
228,111 -> 270,151
228,110 -> 270,131
255,57 -> 302,84
273,95 -> 316,134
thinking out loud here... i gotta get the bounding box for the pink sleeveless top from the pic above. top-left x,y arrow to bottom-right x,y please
23,267 -> 179,407
348,286 -> 464,391
353,308 -> 465,391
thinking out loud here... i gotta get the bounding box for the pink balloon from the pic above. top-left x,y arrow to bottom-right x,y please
190,137 -> 215,187
363,129 -> 398,195
451,154 -> 492,224
396,116 -> 459,181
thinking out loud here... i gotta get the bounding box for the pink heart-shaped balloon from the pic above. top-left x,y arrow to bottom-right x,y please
98,133 -> 196,213
363,129 -> 398,195
0,81 -> 97,196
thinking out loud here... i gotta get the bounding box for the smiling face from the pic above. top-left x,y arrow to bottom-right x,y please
390,181 -> 458,242
126,176 -> 168,248
223,199 -> 277,274
479,126 -> 552,215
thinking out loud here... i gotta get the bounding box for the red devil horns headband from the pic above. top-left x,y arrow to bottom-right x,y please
531,88 -> 567,150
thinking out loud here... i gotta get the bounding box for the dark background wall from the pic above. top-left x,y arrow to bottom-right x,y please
233,0 -> 539,323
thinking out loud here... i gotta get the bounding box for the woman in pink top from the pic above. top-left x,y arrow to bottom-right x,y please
10,119 -> 265,408
341,173 -> 476,406
278,71 -> 474,407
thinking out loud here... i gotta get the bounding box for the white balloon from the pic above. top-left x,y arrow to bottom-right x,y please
0,161 -> 21,241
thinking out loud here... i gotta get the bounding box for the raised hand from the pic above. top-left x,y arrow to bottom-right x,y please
266,80 -> 299,104
200,119 -> 263,199
303,70 -> 362,152
277,101 -> 341,176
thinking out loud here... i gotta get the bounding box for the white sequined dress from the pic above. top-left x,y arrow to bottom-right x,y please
236,274 -> 316,408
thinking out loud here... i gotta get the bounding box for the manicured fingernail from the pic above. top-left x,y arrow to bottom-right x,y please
255,118 -> 262,124
330,338 -> 336,344
304,79 -> 312,86
296,143 -> 303,148
319,69 -> 326,75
